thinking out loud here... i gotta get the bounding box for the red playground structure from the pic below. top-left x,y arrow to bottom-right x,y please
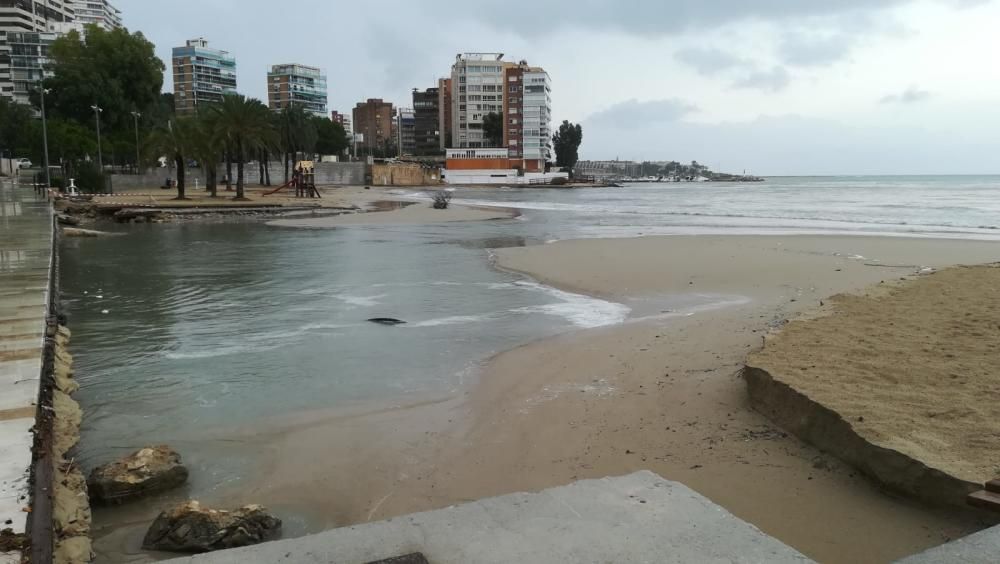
263,160 -> 320,198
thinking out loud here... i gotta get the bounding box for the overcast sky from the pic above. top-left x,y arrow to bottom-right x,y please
117,0 -> 999,175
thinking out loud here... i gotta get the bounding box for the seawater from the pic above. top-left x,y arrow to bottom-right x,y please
62,176 -> 1000,536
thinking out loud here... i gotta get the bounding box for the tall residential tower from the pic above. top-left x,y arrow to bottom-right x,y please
172,38 -> 237,114
267,63 -> 327,116
0,0 -> 74,104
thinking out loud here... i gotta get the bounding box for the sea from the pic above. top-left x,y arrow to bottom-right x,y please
61,175 -> 1000,537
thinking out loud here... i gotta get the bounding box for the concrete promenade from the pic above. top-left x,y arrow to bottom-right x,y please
0,177 -> 52,564
164,471 -> 813,564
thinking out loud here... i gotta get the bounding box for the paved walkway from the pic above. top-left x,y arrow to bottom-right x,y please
0,177 -> 51,563
164,471 -> 812,564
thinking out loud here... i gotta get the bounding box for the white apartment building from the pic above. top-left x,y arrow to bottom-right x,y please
0,0 -> 74,104
68,0 -> 121,30
518,66 -> 552,163
450,53 -> 506,148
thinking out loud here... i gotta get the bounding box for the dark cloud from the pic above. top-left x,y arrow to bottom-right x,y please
880,87 -> 931,104
732,67 -> 791,92
585,99 -> 697,129
674,48 -> 749,75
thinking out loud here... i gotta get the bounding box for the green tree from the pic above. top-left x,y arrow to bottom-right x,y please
187,114 -> 225,197
39,25 -> 164,133
0,97 -> 33,173
482,111 -> 504,147
213,94 -> 275,200
552,120 -> 583,172
146,118 -> 194,200
313,116 -> 349,156
276,105 -> 316,181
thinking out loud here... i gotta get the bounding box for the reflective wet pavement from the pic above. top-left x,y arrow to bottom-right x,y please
0,176 -> 51,555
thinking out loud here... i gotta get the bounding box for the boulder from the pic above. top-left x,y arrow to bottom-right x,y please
56,214 -> 81,226
87,446 -> 189,504
142,501 -> 282,552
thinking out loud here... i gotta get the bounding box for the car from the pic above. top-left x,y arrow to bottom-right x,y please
16,158 -> 32,169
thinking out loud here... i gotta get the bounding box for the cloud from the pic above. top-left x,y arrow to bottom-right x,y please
732,67 -> 791,92
674,48 -> 749,75
880,86 -> 931,104
585,99 -> 697,129
778,32 -> 855,66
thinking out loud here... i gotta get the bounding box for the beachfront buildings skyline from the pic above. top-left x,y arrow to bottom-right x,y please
503,61 -> 552,171
171,38 -> 237,114
68,0 -> 121,30
267,63 -> 328,116
450,53 -> 506,150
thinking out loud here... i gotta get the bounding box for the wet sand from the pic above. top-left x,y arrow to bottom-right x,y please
94,235 -> 1000,563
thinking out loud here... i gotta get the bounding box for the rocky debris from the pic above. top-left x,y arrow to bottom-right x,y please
0,528 -> 28,552
62,227 -> 121,238
113,208 -> 168,223
88,446 -> 189,504
368,317 -> 407,325
366,554 -> 431,564
56,214 -> 81,226
142,501 -> 281,552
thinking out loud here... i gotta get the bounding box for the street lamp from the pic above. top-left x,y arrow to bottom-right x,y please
130,111 -> 142,173
40,87 -> 51,189
91,104 -> 103,172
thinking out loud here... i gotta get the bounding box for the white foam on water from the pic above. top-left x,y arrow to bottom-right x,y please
510,281 -> 630,328
409,315 -> 491,328
331,293 -> 386,308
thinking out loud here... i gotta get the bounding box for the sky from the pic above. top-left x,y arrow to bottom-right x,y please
116,0 -> 1000,175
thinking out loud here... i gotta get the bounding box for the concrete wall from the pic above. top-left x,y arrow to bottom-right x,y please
371,163 -> 441,186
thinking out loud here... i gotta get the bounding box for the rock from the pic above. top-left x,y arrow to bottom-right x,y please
368,317 -> 406,325
87,446 -> 189,504
56,214 -> 81,226
142,501 -> 281,553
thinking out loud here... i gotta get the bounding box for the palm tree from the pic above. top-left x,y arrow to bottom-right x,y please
213,94 -> 275,200
146,117 -> 193,200
276,105 -> 317,182
187,114 -> 225,197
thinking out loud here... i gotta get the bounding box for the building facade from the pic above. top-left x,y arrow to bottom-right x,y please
330,110 -> 352,133
575,160 -> 643,180
172,38 -> 237,114
67,0 -> 120,30
450,53 -> 506,149
352,98 -> 393,153
412,87 -> 440,155
267,63 -> 327,116
437,77 -> 451,150
503,62 -> 551,172
396,107 -> 416,156
0,0 -> 74,104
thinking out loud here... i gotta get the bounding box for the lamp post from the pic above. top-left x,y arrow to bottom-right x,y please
90,104 -> 103,171
130,111 -> 142,173
40,87 -> 51,189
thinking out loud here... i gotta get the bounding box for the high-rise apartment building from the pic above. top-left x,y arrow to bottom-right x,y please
267,63 -> 327,116
0,0 -> 74,104
396,107 -> 416,156
504,61 -> 552,171
67,0 -> 121,30
331,110 -> 352,133
437,77 -> 451,150
172,38 -> 237,114
450,53 -> 506,149
412,87 -> 440,155
352,98 -> 393,153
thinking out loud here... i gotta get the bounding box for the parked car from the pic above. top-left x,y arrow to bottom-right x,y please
16,158 -> 32,169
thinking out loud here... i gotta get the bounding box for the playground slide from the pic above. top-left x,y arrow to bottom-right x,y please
262,179 -> 294,196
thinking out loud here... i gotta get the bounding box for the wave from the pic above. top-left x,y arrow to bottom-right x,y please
331,293 -> 386,308
509,281 -> 630,328
408,315 -> 491,328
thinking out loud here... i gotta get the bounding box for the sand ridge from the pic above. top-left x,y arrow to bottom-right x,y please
748,264 -> 1000,484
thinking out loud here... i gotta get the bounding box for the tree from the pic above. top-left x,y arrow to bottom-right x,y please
187,114 -> 225,197
146,118 -> 194,200
313,116 -> 349,156
553,120 -> 583,172
212,94 -> 275,200
0,97 -> 33,172
276,105 -> 316,181
482,112 -> 504,148
39,25 -> 164,133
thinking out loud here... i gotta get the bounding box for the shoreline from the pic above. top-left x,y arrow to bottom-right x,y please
92,232 -> 1000,564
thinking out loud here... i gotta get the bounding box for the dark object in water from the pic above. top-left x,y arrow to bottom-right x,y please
368,318 -> 407,325
431,190 -> 452,209
365,554 -> 430,564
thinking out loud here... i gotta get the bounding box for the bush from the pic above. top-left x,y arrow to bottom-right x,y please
431,190 -> 452,209
74,162 -> 107,193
